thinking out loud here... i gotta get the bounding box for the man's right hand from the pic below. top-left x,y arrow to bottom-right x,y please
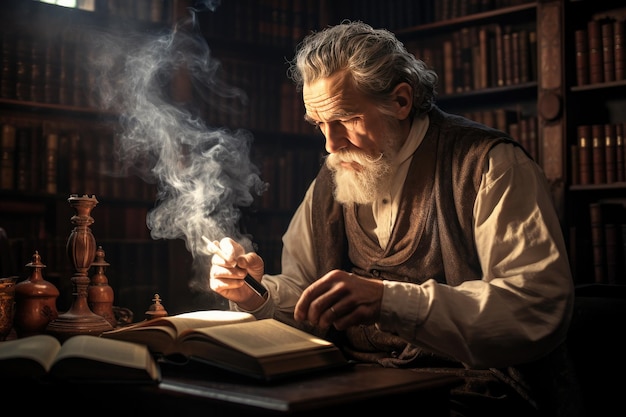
209,237 -> 266,310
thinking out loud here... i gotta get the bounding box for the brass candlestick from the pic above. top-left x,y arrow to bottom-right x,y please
46,194 -> 113,341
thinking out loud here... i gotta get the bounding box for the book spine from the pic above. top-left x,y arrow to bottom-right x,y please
604,123 -> 616,184
478,26 -> 489,89
601,19 -> 615,83
14,36 -> 31,101
588,19 -> 603,84
511,30 -> 520,85
68,132 -> 82,194
43,39 -> 59,104
615,19 -> 625,81
575,29 -> 589,86
15,126 -> 31,192
56,132 -> 70,194
470,26 -> 481,90
518,28 -> 529,83
44,132 -> 59,194
0,123 -> 17,190
589,202 -> 606,284
616,122 -> 625,183
591,124 -> 606,184
577,124 -> 592,185
502,27 -> 513,86
1,33 -> 17,99
443,39 -> 454,95
528,30 -> 538,82
453,30 -> 464,93
494,24 -> 504,87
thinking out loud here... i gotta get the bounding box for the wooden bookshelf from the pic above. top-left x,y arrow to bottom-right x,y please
563,0 -> 626,285
2,0 -> 625,326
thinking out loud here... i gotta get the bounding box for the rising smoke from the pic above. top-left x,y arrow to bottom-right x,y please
86,2 -> 267,290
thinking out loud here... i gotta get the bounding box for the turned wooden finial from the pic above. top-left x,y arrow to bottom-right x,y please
145,293 -> 168,320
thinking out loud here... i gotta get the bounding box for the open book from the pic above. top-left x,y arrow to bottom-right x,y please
0,334 -> 160,383
100,310 -> 257,355
100,310 -> 349,381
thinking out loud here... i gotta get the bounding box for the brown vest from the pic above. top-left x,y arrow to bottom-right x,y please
312,106 -> 516,365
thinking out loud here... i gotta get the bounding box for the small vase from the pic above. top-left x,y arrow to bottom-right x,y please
88,246 -> 116,328
13,251 -> 59,338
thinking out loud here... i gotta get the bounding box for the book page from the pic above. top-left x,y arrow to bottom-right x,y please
103,310 -> 255,337
100,323 -> 177,354
55,335 -> 153,370
0,334 -> 60,372
100,310 -> 256,355
183,319 -> 333,358
171,310 -> 256,335
50,335 -> 160,382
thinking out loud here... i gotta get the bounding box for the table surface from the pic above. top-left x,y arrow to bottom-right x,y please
156,361 -> 462,413
0,360 -> 461,416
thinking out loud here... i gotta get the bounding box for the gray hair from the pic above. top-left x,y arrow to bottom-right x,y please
287,20 -> 438,117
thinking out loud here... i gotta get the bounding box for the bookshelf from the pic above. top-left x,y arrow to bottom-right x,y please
0,0 -> 329,319
329,1 -> 625,286
563,0 -> 626,286
0,0 -> 198,318
330,0 -> 545,191
1,0 -> 624,325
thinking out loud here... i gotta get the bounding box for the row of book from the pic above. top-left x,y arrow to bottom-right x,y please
0,113 -> 324,237
336,0 -> 533,30
407,23 -> 537,95
461,109 -> 538,162
198,0 -> 532,51
432,0 -> 533,23
0,30 -> 311,136
198,58 -> 312,135
588,201 -> 626,285
572,122 -> 626,186
197,0 -> 324,49
0,28 -> 97,108
575,16 -> 625,86
0,118 -> 155,202
252,145 -> 325,212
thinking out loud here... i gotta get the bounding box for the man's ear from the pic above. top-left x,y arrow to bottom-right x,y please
391,82 -> 413,120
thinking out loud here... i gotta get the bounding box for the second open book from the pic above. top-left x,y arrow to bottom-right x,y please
100,310 -> 349,381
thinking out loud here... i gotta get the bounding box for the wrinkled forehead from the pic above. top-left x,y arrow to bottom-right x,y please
302,71 -> 364,119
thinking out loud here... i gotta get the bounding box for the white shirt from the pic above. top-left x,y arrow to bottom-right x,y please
239,115 -> 574,369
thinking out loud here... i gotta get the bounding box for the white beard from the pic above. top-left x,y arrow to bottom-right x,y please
326,148 -> 394,205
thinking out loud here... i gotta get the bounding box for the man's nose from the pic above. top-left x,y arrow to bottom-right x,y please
323,124 -> 347,154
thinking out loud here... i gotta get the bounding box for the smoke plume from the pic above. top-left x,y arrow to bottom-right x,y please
85,4 -> 266,291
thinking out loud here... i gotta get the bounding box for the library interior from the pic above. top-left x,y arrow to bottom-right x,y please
1,1 -> 625,416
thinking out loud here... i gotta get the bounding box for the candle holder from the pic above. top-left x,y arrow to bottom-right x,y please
46,194 -> 113,341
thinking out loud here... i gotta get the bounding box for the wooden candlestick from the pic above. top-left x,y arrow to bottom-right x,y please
46,194 -> 113,341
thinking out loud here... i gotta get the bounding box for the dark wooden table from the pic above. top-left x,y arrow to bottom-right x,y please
1,361 -> 461,416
